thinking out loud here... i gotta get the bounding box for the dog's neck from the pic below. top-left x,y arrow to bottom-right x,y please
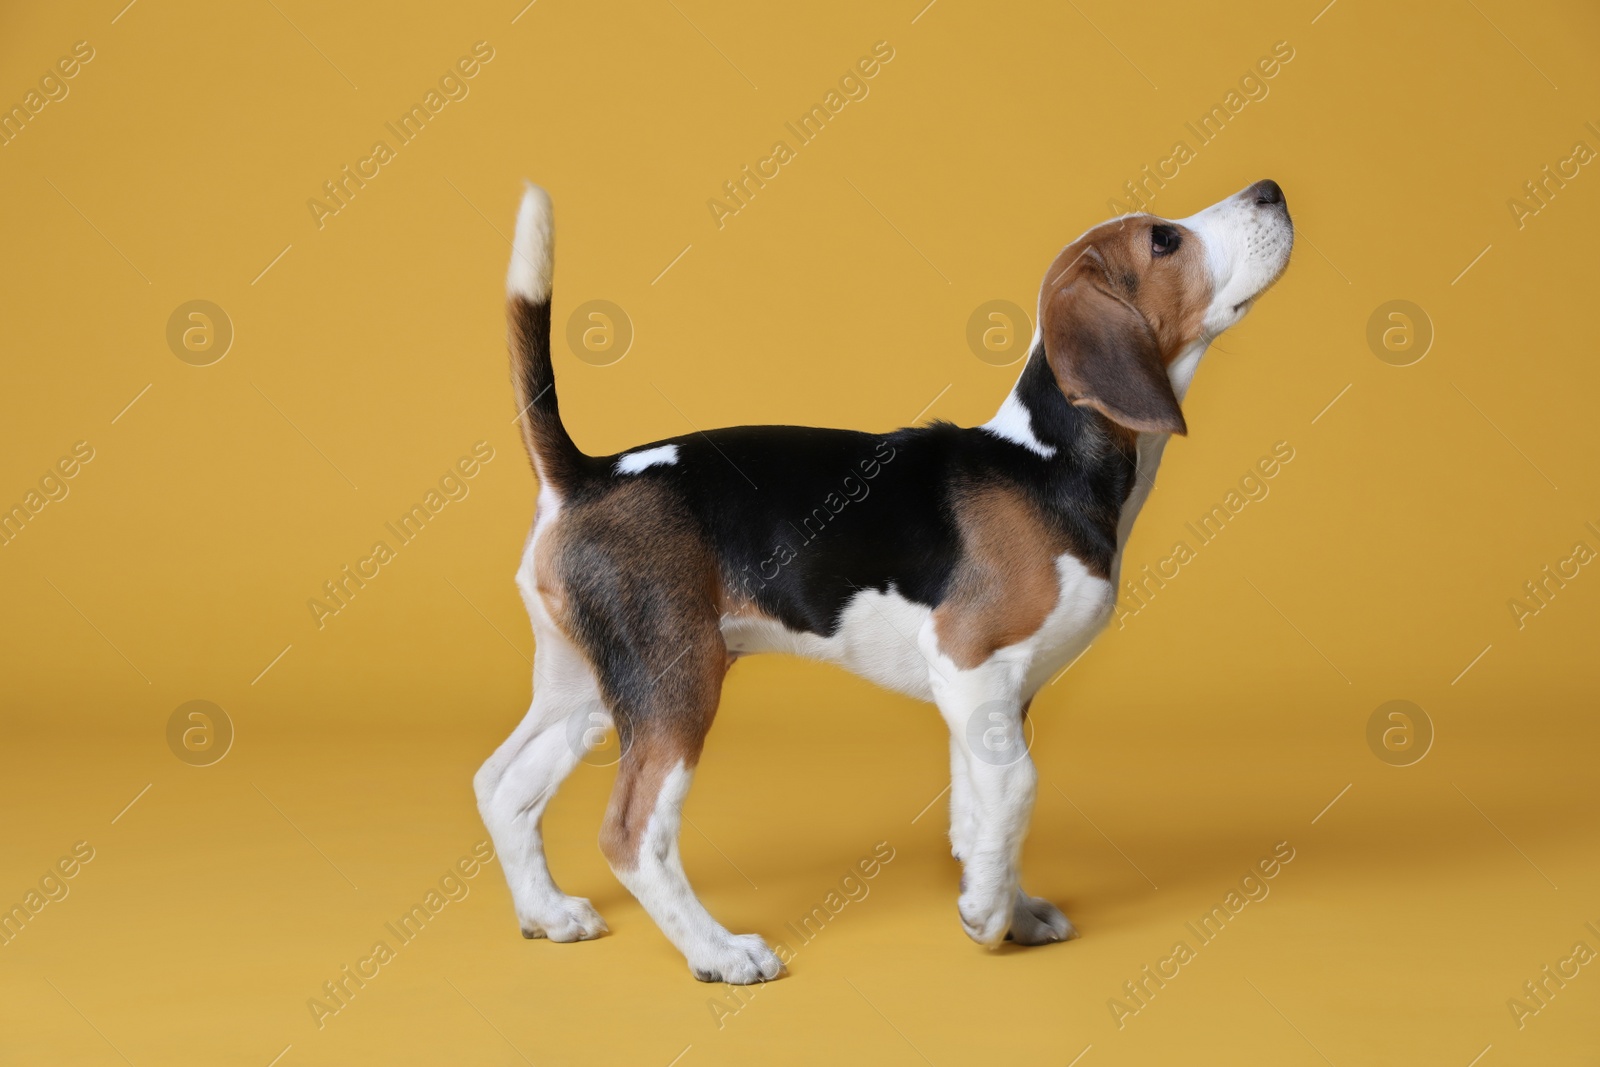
982,336 -> 1211,574
1114,339 -> 1208,556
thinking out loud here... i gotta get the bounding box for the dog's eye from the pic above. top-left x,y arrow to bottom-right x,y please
1150,225 -> 1180,258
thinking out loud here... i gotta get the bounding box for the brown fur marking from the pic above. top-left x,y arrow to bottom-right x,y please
933,484 -> 1070,670
1038,217 -> 1213,436
1044,217 -> 1212,366
536,478 -> 729,870
598,732 -> 689,870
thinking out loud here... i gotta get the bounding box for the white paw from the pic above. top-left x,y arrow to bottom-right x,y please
958,881 -> 1015,948
687,932 -> 784,985
520,895 -> 608,942
1007,891 -> 1077,946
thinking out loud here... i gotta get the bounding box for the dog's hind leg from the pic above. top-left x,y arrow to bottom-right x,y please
602,732 -> 781,983
475,619 -> 609,942
592,620 -> 781,984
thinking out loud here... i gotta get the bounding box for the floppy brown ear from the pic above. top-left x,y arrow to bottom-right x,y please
1041,279 -> 1187,436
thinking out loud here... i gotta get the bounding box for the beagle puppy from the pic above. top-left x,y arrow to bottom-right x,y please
474,179 -> 1294,983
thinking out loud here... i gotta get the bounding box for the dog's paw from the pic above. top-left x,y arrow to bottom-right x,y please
520,895 -> 608,942
1006,892 -> 1077,946
687,933 -> 784,985
958,882 -> 1015,948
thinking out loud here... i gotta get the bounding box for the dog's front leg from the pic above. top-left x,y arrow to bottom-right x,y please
928,662 -> 1039,946
943,702 -> 1076,946
947,733 -> 977,862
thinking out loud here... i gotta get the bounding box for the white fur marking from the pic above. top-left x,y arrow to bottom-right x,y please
1173,188 -> 1293,337
722,585 -> 939,701
981,390 -> 1056,458
615,444 -> 680,475
507,182 -> 554,301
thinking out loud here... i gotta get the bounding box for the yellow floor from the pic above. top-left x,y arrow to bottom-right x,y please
6,657 -> 1599,1065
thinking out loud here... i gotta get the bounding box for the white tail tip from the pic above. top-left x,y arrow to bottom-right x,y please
507,181 -> 554,301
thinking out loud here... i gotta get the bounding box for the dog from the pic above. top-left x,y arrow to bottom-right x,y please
474,179 -> 1294,983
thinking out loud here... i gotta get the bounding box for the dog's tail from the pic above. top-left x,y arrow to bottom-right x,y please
506,182 -> 585,489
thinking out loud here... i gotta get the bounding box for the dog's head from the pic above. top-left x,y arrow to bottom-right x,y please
1037,180 -> 1293,436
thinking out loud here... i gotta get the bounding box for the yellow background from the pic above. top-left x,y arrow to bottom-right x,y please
3,0 -> 1598,1063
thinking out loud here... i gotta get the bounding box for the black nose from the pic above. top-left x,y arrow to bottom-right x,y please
1248,179 -> 1285,207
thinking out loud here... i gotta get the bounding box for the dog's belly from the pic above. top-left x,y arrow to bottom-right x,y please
721,587 -> 940,702
720,555 -> 1116,703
